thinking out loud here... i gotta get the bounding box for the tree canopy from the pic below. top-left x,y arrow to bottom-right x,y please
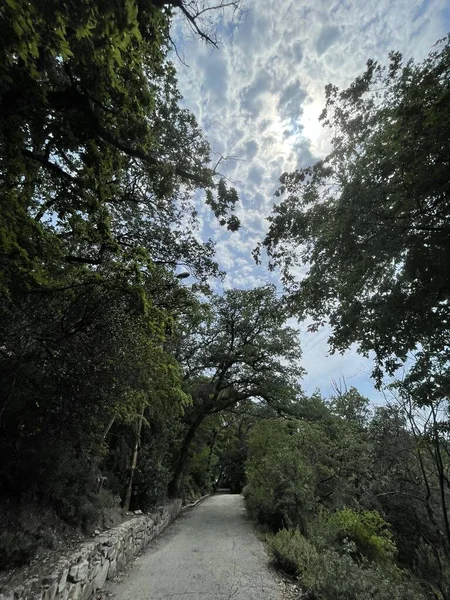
258,35 -> 450,392
0,0 -> 240,301
168,285 -> 304,495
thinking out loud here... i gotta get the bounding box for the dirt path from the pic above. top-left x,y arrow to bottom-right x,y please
105,493 -> 282,600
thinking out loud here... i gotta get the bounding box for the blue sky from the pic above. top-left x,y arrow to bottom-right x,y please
172,0 -> 450,402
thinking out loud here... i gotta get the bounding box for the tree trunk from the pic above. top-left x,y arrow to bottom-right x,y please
123,404 -> 145,512
168,415 -> 204,498
206,429 -> 218,476
102,415 -> 115,439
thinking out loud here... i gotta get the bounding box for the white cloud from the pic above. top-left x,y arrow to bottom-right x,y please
172,0 -> 450,400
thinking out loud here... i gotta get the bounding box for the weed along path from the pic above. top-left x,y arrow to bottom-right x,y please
106,493 -> 281,600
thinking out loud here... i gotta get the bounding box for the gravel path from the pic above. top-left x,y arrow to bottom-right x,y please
105,493 -> 282,600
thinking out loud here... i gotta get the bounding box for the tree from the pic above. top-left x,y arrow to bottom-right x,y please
158,0 -> 243,48
0,0 -> 240,303
168,285 -> 305,496
0,263 -> 190,516
257,36 -> 450,389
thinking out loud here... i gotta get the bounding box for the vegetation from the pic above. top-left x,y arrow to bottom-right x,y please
258,35 -> 450,393
1,2 -> 450,599
0,0 -> 243,562
245,389 -> 450,598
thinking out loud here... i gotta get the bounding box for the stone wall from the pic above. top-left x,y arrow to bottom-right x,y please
0,500 -> 182,600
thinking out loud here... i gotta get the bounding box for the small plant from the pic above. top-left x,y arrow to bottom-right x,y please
268,525 -> 426,600
309,550 -> 426,600
267,528 -> 318,578
316,508 -> 397,564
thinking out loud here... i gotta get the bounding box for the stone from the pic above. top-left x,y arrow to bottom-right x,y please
42,583 -> 58,600
68,561 -> 89,584
58,569 -> 69,595
104,546 -> 116,561
93,560 -> 109,590
66,583 -> 81,600
1,501 -> 182,600
116,552 -> 126,571
107,560 -> 117,580
80,582 -> 93,600
87,564 -> 98,583
42,572 -> 59,587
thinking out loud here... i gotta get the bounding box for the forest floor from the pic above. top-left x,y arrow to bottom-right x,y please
101,493 -> 299,600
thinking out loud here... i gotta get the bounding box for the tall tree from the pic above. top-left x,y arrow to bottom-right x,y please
257,36 -> 450,391
168,285 -> 304,496
0,0 -> 240,302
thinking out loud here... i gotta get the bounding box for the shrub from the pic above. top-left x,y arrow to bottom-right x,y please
309,550 -> 426,600
268,529 -> 318,579
0,530 -> 38,570
245,425 -> 316,532
268,525 -> 426,600
312,508 -> 397,564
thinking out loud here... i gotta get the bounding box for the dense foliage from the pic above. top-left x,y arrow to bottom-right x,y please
258,36 -> 450,395
0,0 -> 243,565
244,389 -> 450,599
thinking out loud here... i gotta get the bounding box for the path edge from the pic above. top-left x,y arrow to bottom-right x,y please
0,500 -> 182,600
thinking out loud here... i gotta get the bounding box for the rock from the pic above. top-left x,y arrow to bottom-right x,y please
80,582 -> 93,600
1,501 -> 182,600
58,569 -> 69,594
42,582 -> 58,600
68,561 -> 89,584
66,583 -> 82,600
106,560 -> 117,581
42,573 -> 58,587
103,546 -> 116,561
12,586 -> 24,599
93,561 -> 109,590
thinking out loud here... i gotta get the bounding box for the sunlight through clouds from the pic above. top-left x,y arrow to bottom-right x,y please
171,0 -> 450,400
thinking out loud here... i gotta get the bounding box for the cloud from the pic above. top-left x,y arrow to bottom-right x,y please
196,49 -> 229,109
315,25 -> 341,56
278,80 -> 307,125
172,0 -> 450,400
247,165 -> 265,186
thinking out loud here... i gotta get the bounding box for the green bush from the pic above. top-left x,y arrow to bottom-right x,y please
268,528 -> 318,579
309,550 -> 426,600
312,508 -> 397,564
268,524 -> 426,600
268,532 -> 426,600
244,423 -> 316,532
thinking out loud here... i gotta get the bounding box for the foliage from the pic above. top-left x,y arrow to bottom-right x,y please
268,528 -> 424,600
0,0 -> 240,298
307,549 -> 425,600
0,0 -> 243,548
258,36 -> 450,390
316,508 -> 397,564
0,531 -> 39,570
245,391 -> 450,598
168,285 -> 305,497
245,419 -> 316,532
268,529 -> 318,578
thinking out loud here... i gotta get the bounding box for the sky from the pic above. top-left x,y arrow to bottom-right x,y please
172,0 -> 450,402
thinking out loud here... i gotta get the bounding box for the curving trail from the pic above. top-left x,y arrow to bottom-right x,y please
106,493 -> 281,600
